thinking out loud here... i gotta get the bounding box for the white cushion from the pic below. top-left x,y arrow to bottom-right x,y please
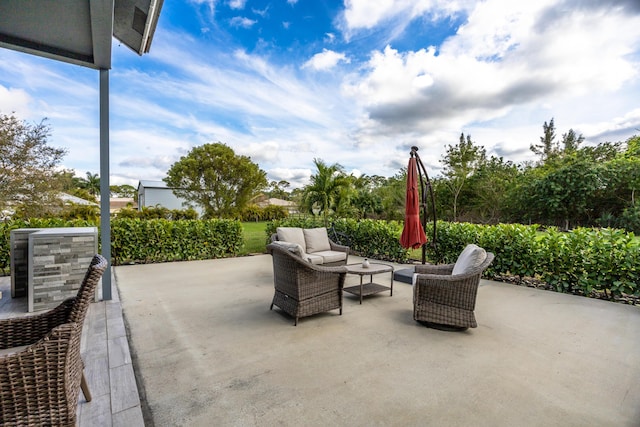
412,273 -> 418,286
303,228 -> 332,253
276,227 -> 306,249
272,241 -> 306,258
313,250 -> 347,264
306,253 -> 324,265
452,244 -> 487,275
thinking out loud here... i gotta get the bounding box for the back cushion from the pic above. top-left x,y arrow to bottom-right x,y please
452,244 -> 487,275
276,227 -> 306,249
303,228 -> 331,253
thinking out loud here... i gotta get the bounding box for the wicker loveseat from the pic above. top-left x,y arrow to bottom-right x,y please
0,254 -> 108,427
267,243 -> 348,326
270,226 -> 349,266
413,244 -> 494,331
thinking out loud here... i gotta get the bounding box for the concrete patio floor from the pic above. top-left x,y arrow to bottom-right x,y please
115,254 -> 640,427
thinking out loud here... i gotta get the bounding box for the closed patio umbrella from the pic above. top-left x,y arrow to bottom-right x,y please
400,156 -> 428,249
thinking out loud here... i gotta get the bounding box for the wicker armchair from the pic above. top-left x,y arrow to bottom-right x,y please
413,248 -> 494,331
267,243 -> 347,326
0,254 -> 108,427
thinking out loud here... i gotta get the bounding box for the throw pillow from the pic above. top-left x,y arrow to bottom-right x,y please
272,241 -> 306,258
451,244 -> 487,275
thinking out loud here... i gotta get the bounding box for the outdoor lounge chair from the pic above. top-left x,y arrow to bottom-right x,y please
267,243 -> 347,325
0,254 -> 108,427
413,244 -> 494,331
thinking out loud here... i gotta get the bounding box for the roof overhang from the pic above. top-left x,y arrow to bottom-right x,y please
0,0 -> 163,70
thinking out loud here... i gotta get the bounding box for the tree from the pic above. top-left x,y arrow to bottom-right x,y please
0,113 -> 67,218
560,129 -> 584,154
110,184 -> 136,198
348,174 -> 382,219
267,180 -> 290,200
301,159 -> 351,226
466,156 -> 520,223
164,142 -> 267,218
81,172 -> 101,196
441,133 -> 486,221
530,118 -> 558,162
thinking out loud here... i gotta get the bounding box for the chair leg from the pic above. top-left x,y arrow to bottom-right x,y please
270,303 -> 274,310
80,371 -> 92,402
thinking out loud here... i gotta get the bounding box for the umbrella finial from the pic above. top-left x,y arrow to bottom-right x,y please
410,146 -> 418,157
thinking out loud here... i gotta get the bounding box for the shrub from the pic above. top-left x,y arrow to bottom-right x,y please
424,221 -> 639,300
111,218 -> 242,264
239,204 -> 288,222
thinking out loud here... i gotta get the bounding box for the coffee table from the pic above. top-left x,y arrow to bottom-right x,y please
344,262 -> 394,304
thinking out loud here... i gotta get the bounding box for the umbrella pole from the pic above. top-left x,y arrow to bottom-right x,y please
410,146 -> 437,264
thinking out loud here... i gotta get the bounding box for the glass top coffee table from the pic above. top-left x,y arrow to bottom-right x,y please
344,262 -> 394,304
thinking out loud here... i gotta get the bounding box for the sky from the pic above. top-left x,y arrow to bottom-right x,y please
1,0 -> 640,189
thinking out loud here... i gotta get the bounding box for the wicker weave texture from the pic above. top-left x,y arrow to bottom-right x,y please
267,244 -> 346,325
0,254 -> 108,427
413,253 -> 494,329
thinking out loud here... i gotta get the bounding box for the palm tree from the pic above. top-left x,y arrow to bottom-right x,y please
302,159 -> 351,226
83,172 -> 101,197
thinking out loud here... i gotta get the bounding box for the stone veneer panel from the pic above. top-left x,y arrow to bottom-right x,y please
10,228 -> 41,298
28,227 -> 98,312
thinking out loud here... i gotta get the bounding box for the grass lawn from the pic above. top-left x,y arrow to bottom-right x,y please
240,221 -> 269,255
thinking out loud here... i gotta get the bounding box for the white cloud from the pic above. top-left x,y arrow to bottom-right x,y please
341,0 -> 473,35
0,85 -> 31,117
228,0 -> 246,10
302,49 -> 350,71
345,0 -> 640,143
267,168 -> 311,189
229,16 -> 256,28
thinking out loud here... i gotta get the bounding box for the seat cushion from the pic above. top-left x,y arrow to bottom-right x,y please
306,253 -> 325,265
276,227 -> 306,250
303,228 -> 332,253
452,244 -> 487,275
313,250 -> 347,264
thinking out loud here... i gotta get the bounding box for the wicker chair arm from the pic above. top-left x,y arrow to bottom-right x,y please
328,240 -> 349,254
414,263 -> 455,275
0,299 -> 75,349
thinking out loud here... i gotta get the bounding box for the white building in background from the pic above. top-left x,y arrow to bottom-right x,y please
137,180 -> 204,217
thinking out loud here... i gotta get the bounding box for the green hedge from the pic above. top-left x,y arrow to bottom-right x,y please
111,218 -> 242,264
3,216 -> 637,300
423,221 -> 639,299
266,217 -> 410,262
0,218 -> 243,273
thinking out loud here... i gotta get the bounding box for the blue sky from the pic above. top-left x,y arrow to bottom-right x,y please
1,0 -> 640,189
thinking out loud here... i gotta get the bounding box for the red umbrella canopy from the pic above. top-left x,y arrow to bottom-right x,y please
399,157 -> 427,249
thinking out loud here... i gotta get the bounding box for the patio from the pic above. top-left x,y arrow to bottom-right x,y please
2,254 -> 639,426
116,254 -> 639,426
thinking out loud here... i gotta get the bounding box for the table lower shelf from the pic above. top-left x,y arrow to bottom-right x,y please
344,282 -> 390,297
